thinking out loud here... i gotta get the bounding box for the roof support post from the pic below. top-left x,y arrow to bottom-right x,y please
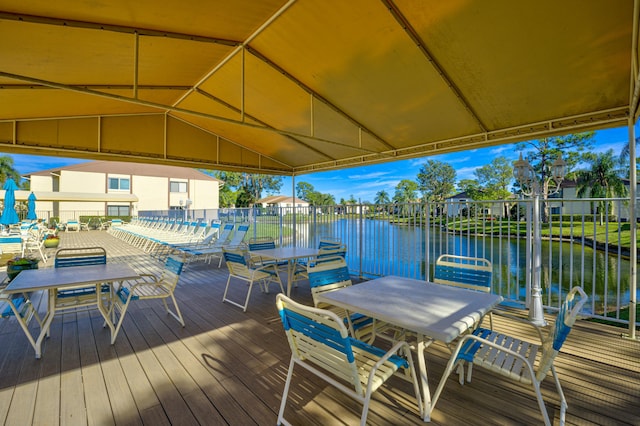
627,118 -> 637,340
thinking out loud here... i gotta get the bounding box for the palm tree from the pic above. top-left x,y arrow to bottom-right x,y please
576,149 -> 628,224
374,190 -> 390,213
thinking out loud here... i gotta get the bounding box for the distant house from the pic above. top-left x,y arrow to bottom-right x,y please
445,191 -> 474,217
25,161 -> 222,219
445,191 -> 512,218
256,195 -> 309,210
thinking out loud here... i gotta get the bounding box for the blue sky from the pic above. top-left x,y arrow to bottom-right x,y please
8,125 -> 632,203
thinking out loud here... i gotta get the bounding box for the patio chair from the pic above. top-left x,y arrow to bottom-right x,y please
53,247 -> 109,311
66,219 -> 80,232
276,293 -> 422,426
431,286 -> 588,426
180,223 -> 234,265
434,254 -> 493,328
193,223 -> 249,267
307,256 -> 376,342
222,247 -> 283,312
21,227 -> 48,262
112,253 -> 186,343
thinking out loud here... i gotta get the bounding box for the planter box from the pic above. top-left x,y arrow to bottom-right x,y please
44,238 -> 60,248
7,260 -> 39,281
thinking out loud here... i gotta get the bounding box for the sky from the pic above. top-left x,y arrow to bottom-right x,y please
7,125 -> 633,203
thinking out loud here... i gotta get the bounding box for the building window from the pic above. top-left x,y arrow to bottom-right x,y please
109,177 -> 130,190
107,205 -> 130,216
170,181 -> 187,193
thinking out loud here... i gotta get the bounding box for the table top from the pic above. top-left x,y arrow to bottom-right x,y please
4,263 -> 139,293
317,275 -> 503,343
248,246 -> 320,260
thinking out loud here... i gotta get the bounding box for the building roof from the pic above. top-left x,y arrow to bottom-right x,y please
26,161 -> 221,182
257,195 -> 307,205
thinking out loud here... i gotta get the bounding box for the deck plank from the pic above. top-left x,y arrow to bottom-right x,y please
0,230 -> 637,425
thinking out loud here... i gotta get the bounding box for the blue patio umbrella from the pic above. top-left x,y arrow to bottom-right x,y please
0,178 -> 20,226
27,192 -> 37,220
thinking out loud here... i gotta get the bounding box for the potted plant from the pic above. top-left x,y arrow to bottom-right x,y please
6,256 -> 39,281
43,233 -> 60,248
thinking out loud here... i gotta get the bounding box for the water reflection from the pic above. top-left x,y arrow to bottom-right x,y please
314,219 -> 634,315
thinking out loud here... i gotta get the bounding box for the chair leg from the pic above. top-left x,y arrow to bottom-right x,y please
277,357 -> 296,426
164,294 -> 185,326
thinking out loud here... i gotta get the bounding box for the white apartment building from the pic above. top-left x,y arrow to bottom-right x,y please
25,161 -> 222,218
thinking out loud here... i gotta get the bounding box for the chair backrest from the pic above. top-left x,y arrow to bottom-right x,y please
159,254 -> 186,290
318,238 -> 342,249
316,243 -> 347,263
222,247 -> 252,277
216,224 -> 234,243
276,293 -> 364,394
307,257 -> 352,308
227,224 -> 249,246
536,286 -> 588,380
434,254 -> 492,292
55,247 -> 107,268
247,237 -> 276,251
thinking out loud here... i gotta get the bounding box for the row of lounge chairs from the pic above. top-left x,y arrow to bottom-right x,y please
107,217 -> 250,265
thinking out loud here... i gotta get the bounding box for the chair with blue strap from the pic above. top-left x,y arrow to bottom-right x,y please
307,256 -> 376,342
222,246 -> 283,312
112,253 -> 186,343
54,247 -> 109,311
180,223 -> 234,265
431,286 -> 588,426
434,254 -> 494,328
276,293 -> 422,426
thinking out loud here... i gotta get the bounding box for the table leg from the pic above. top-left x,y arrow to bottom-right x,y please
417,334 -> 435,421
31,289 -> 56,359
96,282 -> 117,344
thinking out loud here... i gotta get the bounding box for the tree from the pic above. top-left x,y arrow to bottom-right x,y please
296,182 -> 315,201
474,156 -> 514,216
416,160 -> 456,202
374,190 -> 390,205
0,155 -> 21,186
576,149 -> 628,224
517,132 -> 595,221
457,179 -> 483,200
212,171 -> 283,207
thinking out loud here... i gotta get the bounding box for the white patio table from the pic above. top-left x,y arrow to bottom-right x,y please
316,275 -> 503,422
247,246 -> 320,296
2,263 -> 139,358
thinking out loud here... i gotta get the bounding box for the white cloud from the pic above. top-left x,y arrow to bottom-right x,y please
348,171 -> 391,180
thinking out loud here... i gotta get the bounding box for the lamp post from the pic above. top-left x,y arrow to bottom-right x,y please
513,153 -> 566,326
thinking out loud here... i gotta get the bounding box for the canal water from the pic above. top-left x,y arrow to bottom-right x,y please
312,219 -> 635,316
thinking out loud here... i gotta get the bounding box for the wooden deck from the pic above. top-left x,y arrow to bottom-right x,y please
1,230 -> 638,425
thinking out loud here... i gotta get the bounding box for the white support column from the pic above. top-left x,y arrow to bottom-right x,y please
628,119 -> 637,339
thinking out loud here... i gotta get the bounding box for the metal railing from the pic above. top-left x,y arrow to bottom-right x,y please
128,198 -> 637,326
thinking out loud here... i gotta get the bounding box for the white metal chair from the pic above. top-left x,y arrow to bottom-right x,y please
307,256 -> 376,342
276,294 -> 422,426
112,254 -> 186,343
222,246 -> 283,312
431,286 -> 588,426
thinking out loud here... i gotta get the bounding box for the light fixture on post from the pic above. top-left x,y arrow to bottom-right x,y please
513,153 -> 566,326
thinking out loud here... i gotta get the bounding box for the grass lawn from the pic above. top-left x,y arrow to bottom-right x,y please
444,218 -> 639,251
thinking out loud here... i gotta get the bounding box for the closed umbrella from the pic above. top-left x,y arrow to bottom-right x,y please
27,192 -> 37,220
0,178 -> 20,226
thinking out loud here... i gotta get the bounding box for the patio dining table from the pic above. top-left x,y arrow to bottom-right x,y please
247,246 -> 320,296
316,275 -> 503,422
2,263 -> 139,358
